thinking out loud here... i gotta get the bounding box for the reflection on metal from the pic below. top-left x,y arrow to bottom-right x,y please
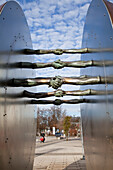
81,0 -> 113,170
0,1 -> 36,170
1,89 -> 112,99
23,47 -> 113,55
1,0 -> 113,170
2,60 -> 113,69
2,75 -> 113,89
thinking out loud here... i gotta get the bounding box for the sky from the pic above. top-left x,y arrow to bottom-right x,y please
0,0 -> 113,116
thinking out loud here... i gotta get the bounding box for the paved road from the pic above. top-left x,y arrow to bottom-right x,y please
33,136 -> 86,170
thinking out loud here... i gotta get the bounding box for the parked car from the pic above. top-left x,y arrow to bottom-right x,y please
55,132 -> 61,137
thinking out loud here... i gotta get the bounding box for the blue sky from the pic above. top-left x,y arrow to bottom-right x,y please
1,0 -> 113,116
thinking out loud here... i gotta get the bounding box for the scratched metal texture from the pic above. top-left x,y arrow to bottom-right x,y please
0,1 -> 36,170
81,0 -> 113,170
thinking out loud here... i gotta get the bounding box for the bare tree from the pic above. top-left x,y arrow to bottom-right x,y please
37,106 -> 67,134
37,107 -> 48,133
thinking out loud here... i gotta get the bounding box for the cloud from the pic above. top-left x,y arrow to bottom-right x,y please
0,0 -> 92,116
22,0 -> 91,50
20,0 -> 91,116
0,0 -> 6,4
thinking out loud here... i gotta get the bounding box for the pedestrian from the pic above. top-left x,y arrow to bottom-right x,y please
40,133 -> 45,143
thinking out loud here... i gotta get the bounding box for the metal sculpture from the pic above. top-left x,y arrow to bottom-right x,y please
23,47 -> 113,55
0,89 -> 112,99
1,59 -> 113,69
1,0 -> 113,170
0,2 -> 36,170
0,75 -> 112,88
81,0 -> 113,170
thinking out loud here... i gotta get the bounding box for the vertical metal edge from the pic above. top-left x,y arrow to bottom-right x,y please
0,2 -> 7,15
103,0 -> 113,28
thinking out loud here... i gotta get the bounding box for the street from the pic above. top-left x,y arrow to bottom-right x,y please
33,136 -> 86,170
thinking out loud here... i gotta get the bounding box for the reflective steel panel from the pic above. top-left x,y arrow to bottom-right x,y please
0,1 -> 36,170
81,0 -> 113,169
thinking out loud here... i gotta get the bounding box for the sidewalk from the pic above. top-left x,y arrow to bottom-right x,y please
33,136 -> 86,170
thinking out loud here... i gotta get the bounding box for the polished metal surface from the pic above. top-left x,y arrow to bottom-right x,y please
4,59 -> 113,69
23,47 -> 95,55
1,75 -> 112,88
0,1 -> 36,170
2,89 -> 110,99
23,47 -> 113,55
81,0 -> 113,169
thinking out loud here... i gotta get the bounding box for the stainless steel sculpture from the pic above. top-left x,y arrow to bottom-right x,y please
81,0 -> 113,170
1,75 -> 113,88
23,47 -> 113,55
1,0 -> 113,170
0,2 -> 36,170
3,59 -> 113,69
0,89 -> 112,99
